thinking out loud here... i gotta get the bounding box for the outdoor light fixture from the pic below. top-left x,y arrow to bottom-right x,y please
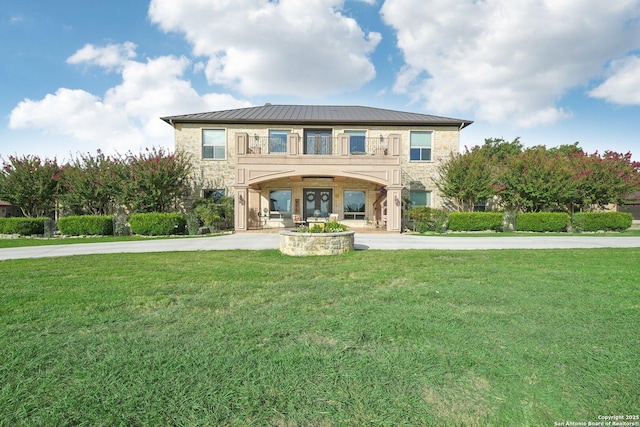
238,194 -> 245,204
394,195 -> 400,206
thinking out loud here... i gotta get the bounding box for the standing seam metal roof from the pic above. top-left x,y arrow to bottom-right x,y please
161,104 -> 473,128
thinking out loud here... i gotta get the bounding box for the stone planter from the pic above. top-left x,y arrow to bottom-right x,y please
279,230 -> 355,256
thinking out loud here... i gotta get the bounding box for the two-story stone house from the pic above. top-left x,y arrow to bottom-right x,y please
161,104 -> 472,232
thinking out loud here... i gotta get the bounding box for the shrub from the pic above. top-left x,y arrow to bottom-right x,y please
572,212 -> 633,232
448,212 -> 503,232
0,217 -> 48,235
129,212 -> 186,236
407,207 -> 450,233
407,206 -> 433,233
431,209 -> 450,234
324,220 -> 348,233
192,196 -> 234,230
57,215 -> 114,236
298,220 -> 348,233
515,212 -> 569,232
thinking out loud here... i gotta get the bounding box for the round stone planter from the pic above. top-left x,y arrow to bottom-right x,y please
279,230 -> 355,256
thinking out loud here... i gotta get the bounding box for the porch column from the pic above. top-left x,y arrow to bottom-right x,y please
234,186 -> 249,231
386,186 -> 403,232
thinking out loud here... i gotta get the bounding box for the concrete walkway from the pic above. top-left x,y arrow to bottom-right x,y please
1,233 -> 640,260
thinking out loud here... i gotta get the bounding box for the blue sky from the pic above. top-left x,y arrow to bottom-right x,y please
2,0 -> 640,162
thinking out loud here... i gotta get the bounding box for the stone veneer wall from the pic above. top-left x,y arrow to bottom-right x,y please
399,126 -> 460,209
173,122 -> 461,210
279,230 -> 355,256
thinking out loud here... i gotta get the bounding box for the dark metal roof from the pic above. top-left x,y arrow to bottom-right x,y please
161,104 -> 473,128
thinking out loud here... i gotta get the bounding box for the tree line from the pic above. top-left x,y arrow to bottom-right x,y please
435,138 -> 640,213
0,148 -> 191,218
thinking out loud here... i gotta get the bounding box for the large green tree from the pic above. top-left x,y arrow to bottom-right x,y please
0,155 -> 61,217
435,148 -> 496,211
118,147 -> 192,213
58,151 -> 123,215
495,146 -> 578,212
571,150 -> 640,211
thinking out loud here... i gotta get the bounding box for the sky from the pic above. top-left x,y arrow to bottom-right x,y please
1,0 -> 640,163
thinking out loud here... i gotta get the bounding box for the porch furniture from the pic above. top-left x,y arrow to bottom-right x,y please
292,214 -> 306,228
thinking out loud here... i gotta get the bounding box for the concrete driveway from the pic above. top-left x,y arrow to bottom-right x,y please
1,233 -> 640,261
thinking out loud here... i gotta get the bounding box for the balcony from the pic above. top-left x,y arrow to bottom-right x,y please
245,135 -> 391,156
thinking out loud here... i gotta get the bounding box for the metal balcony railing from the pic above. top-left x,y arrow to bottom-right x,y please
245,136 -> 390,156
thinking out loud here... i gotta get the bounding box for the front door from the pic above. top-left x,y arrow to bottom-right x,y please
304,188 -> 332,219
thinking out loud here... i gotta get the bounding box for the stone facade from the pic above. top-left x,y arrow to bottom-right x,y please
164,105 -> 471,232
279,230 -> 355,256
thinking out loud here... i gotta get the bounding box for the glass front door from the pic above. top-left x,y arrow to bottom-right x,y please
304,189 -> 332,219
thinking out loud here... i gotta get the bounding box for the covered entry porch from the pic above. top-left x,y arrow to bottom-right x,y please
234,173 -> 403,232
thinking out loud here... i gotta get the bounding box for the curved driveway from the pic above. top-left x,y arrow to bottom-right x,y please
1,233 -> 640,260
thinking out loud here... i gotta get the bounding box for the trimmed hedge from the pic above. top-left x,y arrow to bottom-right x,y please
129,212 -> 186,236
448,212 -> 503,232
572,212 -> 632,232
57,215 -> 114,236
516,212 -> 569,232
0,217 -> 48,235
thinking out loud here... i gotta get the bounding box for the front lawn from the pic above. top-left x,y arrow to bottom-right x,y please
1,249 -> 638,425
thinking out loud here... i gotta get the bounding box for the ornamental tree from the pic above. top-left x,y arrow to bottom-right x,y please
58,151 -> 124,215
0,155 -> 61,217
571,150 -> 640,210
118,147 -> 192,213
435,147 -> 496,211
495,146 -> 578,212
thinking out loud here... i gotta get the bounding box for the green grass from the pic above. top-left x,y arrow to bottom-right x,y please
1,249 -> 639,425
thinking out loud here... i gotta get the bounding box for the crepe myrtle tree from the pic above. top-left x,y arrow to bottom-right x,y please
118,147 -> 193,213
495,146 -> 579,212
0,155 -> 61,217
435,147 -> 496,212
435,138 -> 523,212
570,150 -> 640,211
58,150 -> 124,215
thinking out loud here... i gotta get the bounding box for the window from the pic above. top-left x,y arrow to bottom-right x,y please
410,190 -> 431,207
269,130 -> 289,154
203,129 -> 226,159
304,129 -> 332,155
203,189 -> 225,202
269,190 -> 292,219
346,131 -> 366,154
344,190 -> 366,219
410,131 -> 432,161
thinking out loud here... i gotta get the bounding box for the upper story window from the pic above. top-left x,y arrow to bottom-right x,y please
269,130 -> 289,154
410,131 -> 432,161
203,129 -> 226,159
304,129 -> 332,155
345,131 -> 366,154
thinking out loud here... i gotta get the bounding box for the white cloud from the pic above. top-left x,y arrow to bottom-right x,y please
9,42 -> 251,158
67,42 -> 138,71
588,56 -> 640,105
381,0 -> 640,126
148,0 -> 381,97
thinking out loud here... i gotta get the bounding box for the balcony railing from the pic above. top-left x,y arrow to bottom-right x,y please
246,136 -> 389,156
